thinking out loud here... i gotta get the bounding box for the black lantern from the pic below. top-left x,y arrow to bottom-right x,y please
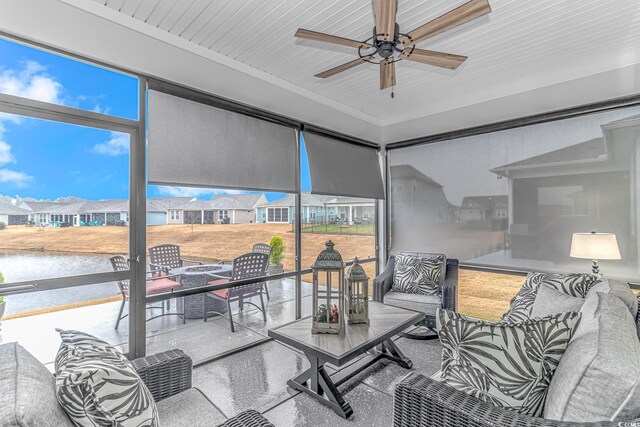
311,240 -> 345,335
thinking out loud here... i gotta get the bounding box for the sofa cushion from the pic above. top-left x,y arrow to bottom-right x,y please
502,272 -> 601,323
543,291 -> 640,422
392,253 -> 446,296
0,342 -> 73,427
588,279 -> 638,318
530,284 -> 585,318
156,387 -> 226,427
55,329 -> 159,427
384,290 -> 441,316
437,309 -> 581,417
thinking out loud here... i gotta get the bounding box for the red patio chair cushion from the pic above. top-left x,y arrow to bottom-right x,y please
146,277 -> 179,295
207,278 -> 229,300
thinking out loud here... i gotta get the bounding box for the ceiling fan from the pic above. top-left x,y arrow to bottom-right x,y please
294,0 -> 491,93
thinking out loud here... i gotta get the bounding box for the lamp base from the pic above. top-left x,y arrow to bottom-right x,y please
591,259 -> 599,275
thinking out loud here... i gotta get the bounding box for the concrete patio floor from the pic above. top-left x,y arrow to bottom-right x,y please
0,278 -> 444,425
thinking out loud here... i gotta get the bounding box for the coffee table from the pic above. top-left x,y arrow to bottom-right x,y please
268,302 -> 424,419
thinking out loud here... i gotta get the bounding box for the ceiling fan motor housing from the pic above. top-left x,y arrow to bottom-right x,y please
373,23 -> 401,59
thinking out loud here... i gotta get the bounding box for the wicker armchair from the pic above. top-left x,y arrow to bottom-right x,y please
373,253 -> 458,339
132,349 -> 274,427
393,373 -> 618,427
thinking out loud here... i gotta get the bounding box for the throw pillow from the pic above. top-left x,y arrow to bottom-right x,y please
501,272 -> 600,323
392,252 -> 445,295
544,292 -> 640,422
637,294 -> 640,338
55,329 -> 159,427
530,284 -> 585,318
437,308 -> 581,417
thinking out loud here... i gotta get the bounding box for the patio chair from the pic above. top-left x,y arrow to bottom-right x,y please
203,252 -> 269,332
148,243 -> 203,276
252,242 -> 272,300
373,252 -> 458,340
110,255 -> 185,330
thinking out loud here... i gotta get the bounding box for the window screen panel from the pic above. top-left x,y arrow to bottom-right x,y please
302,132 -> 384,199
389,105 -> 640,279
148,90 -> 296,193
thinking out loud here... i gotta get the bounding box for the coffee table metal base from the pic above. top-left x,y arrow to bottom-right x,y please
288,338 -> 412,419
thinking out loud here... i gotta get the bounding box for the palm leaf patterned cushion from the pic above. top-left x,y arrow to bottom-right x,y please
501,272 -> 601,323
437,309 -> 582,417
55,329 -> 159,427
636,294 -> 640,338
392,253 -> 445,295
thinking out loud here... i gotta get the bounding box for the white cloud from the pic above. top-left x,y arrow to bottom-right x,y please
92,132 -> 129,156
0,140 -> 14,165
92,104 -> 111,115
156,186 -> 244,198
0,169 -> 33,188
0,61 -> 63,104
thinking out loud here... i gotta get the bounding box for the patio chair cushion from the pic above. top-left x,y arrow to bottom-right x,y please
0,342 -> 74,427
55,329 -> 159,427
156,387 -> 226,427
384,290 -> 442,316
147,277 -> 180,295
392,252 -> 446,296
530,284 -> 585,318
544,291 -> 640,422
437,309 -> 581,417
501,272 -> 602,323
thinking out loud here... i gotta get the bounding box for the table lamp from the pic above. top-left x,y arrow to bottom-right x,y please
570,231 -> 621,274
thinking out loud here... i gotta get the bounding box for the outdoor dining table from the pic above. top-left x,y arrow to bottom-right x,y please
170,264 -> 233,320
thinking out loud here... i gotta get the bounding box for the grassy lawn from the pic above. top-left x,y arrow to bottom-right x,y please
0,223 -> 524,321
302,223 -> 374,235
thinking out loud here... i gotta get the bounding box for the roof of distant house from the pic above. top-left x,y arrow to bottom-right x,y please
0,202 -> 32,215
390,165 -> 444,188
147,197 -> 195,212
491,138 -> 608,176
459,195 -> 508,211
212,193 -> 264,210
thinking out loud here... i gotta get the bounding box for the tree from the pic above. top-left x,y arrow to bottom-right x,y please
183,210 -> 201,233
0,222 -> 6,230
269,235 -> 284,266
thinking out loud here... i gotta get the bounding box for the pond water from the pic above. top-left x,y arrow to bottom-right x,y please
0,250 -> 120,316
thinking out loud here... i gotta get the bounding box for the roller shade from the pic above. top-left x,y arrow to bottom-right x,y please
303,132 -> 384,199
148,90 -> 296,193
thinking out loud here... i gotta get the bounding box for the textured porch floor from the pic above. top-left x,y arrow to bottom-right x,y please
0,278 -> 444,425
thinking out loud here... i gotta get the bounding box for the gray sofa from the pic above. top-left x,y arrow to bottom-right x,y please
0,343 -> 273,427
392,278 -> 640,427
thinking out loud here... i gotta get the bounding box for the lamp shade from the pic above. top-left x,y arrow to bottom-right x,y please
570,232 -> 621,260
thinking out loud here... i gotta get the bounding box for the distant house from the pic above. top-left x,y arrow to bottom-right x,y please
181,194 -> 266,225
256,192 -> 374,225
147,197 -> 195,226
456,195 -> 508,230
491,115 -> 640,263
0,202 -> 31,225
390,165 -> 454,225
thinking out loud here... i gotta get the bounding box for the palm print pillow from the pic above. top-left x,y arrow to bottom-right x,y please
437,309 -> 581,417
636,294 -> 640,338
55,329 -> 159,427
501,272 -> 601,323
392,253 -> 445,295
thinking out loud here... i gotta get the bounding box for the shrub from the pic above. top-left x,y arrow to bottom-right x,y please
0,222 -> 6,230
269,235 -> 284,266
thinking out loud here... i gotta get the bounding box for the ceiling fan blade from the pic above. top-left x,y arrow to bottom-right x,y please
315,56 -> 373,78
380,59 -> 396,90
295,28 -> 372,50
373,0 -> 397,42
400,0 -> 491,45
400,48 -> 467,69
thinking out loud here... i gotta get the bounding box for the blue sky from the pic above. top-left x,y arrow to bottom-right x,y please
0,37 -> 308,202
